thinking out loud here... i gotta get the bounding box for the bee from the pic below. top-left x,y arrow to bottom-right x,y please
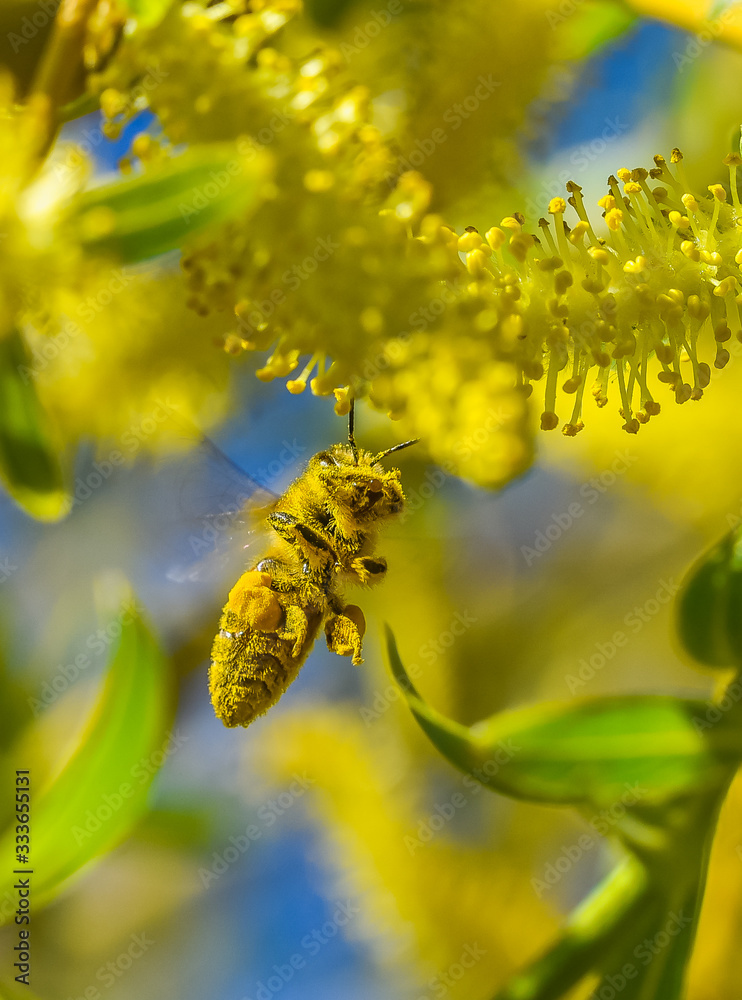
209,403 -> 417,727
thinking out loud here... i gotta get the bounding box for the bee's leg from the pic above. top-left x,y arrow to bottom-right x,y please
277,604 -> 311,658
268,511 -> 300,545
254,557 -> 293,593
325,605 -> 366,665
350,556 -> 387,586
269,512 -> 337,562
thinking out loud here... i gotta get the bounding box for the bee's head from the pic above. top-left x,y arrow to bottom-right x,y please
312,444 -> 406,521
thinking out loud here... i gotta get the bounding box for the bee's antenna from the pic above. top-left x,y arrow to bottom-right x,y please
373,438 -> 419,462
348,398 -> 359,465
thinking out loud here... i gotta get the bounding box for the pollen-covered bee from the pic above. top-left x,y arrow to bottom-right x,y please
209,405 -> 416,728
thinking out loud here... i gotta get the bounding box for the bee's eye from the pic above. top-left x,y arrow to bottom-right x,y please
368,478 -> 383,494
317,452 -> 338,467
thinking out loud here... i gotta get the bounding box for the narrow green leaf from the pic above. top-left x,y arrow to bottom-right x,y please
386,627 -> 740,808
0,329 -> 68,521
69,144 -> 271,264
553,1 -> 637,62
677,525 -> 742,668
0,587 -> 173,914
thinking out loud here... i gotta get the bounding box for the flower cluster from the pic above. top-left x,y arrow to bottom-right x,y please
0,78 -> 81,336
455,150 -> 742,437
194,149 -> 742,485
81,1 -> 742,486
391,149 -> 742,445
87,0 -> 553,485
0,77 -> 233,459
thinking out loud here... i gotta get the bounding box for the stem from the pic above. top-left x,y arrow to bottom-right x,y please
492,857 -> 651,1000
670,773 -> 739,991
29,0 -> 99,157
493,775 -> 737,1000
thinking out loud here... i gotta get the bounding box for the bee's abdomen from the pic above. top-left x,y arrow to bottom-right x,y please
209,607 -> 319,728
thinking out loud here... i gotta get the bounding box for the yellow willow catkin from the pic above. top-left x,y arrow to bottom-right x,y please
220,150 -> 742,447
452,150 -> 742,436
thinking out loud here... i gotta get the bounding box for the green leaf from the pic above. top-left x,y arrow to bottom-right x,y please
553,1 -> 637,62
0,329 -> 68,521
386,627 -> 740,808
676,525 -> 742,668
118,0 -> 175,28
69,144 -> 271,264
0,585 -> 173,914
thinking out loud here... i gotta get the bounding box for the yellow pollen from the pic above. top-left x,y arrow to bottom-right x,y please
569,220 -> 590,243
485,227 -> 506,250
714,276 -> 737,297
708,184 -> 727,203
333,386 -> 352,415
587,246 -> 610,265
457,229 -> 483,252
668,211 -> 689,228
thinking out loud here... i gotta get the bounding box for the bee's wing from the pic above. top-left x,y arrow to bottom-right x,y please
164,432 -> 280,588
